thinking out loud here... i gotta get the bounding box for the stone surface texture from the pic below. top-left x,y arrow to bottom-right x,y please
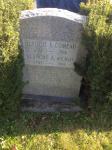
20,8 -> 86,98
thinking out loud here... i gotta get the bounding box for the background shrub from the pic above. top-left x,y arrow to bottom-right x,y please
80,0 -> 112,109
0,0 -> 33,117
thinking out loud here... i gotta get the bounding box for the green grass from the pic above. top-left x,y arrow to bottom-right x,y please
0,111 -> 112,150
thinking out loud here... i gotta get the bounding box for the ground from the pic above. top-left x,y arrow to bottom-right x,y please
0,111 -> 112,150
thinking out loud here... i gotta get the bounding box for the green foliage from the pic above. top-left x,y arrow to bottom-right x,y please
81,0 -> 112,108
0,112 -> 112,150
0,0 -> 33,117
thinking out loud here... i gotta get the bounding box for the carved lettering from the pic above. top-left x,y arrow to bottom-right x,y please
22,39 -> 77,68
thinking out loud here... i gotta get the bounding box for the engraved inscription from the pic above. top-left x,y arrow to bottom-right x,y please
22,39 -> 79,68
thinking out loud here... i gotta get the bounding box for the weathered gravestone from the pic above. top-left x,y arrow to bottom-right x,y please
20,8 -> 86,110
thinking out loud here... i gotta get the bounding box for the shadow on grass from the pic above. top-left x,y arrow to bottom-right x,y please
0,110 -> 112,137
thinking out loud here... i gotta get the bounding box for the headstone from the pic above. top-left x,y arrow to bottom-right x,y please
36,0 -> 83,12
20,8 -> 86,102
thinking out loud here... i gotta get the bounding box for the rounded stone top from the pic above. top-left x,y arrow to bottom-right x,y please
20,8 -> 86,24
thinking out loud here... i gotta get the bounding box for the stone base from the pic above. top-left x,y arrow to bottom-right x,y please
21,94 -> 82,112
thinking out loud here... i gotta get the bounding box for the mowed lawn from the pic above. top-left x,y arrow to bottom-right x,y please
0,111 -> 112,150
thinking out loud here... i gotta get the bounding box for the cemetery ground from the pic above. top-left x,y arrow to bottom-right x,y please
1,110 -> 112,150
0,1 -> 112,150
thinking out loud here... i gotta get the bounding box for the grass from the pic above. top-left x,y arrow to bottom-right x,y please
0,110 -> 112,150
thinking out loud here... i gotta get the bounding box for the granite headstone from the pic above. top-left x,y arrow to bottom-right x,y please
20,8 -> 86,101
36,0 -> 83,12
